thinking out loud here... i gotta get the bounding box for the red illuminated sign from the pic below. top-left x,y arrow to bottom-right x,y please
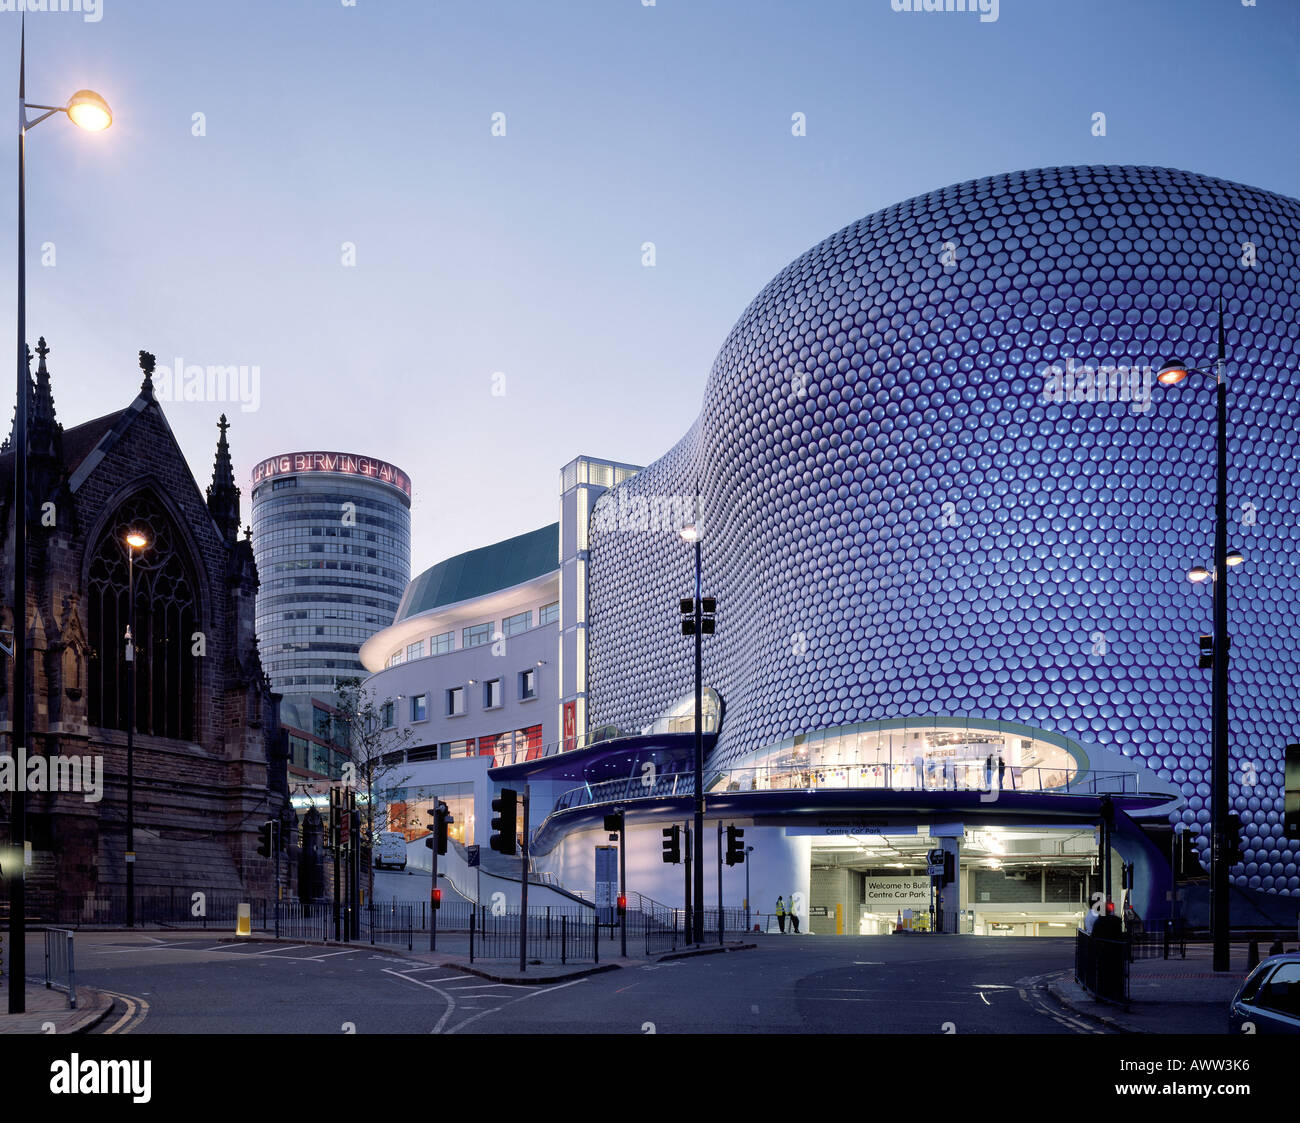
252,451 -> 411,498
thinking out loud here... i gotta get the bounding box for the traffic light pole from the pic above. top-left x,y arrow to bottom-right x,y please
519,786 -> 530,973
430,804 -> 440,952
683,822 -> 692,944
618,812 -> 627,959
717,820 -> 723,946
332,789 -> 341,942
1211,335 -> 1230,974
692,538 -> 704,946
274,821 -> 280,939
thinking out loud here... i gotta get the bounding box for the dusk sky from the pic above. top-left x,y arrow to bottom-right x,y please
5,0 -> 1298,574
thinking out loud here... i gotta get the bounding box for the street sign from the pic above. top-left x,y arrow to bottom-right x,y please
466,845 -> 480,868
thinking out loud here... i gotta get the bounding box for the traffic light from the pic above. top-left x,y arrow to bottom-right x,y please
1099,794 -> 1115,827
604,810 -> 624,833
436,802 -> 452,855
617,894 -> 627,915
490,788 -> 518,855
1225,812 -> 1244,865
1198,634 -> 1214,669
256,821 -> 274,858
679,597 -> 717,635
942,851 -> 955,886
431,887 -> 442,910
1120,861 -> 1134,889
661,825 -> 681,864
725,824 -> 745,866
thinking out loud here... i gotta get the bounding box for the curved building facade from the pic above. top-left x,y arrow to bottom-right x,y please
585,165 -> 1300,896
252,451 -> 412,716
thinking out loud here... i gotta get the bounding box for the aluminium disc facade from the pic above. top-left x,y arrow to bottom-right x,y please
586,165 -> 1300,895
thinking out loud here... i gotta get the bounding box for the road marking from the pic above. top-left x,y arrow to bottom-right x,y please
382,968 -> 460,1034
446,982 -> 528,991
100,990 -> 150,1035
978,992 -> 991,1006
445,977 -> 589,1035
303,950 -> 364,959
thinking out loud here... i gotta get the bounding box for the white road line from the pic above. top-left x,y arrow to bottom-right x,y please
446,982 -> 528,991
381,968 -> 459,1033
445,977 -> 589,1035
303,950 -> 364,959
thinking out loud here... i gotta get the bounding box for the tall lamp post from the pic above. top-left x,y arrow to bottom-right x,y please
7,20 -> 113,1014
1153,303 -> 1241,974
678,517 -> 715,945
123,530 -> 148,927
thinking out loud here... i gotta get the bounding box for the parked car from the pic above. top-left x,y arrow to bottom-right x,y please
1229,952 -> 1300,1034
374,831 -> 407,871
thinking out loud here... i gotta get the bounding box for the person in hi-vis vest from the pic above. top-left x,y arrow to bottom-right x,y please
775,895 -> 786,933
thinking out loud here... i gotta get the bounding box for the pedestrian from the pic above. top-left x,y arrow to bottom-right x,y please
775,895 -> 786,933
997,753 -> 1006,789
942,758 -> 952,789
984,752 -> 994,789
789,897 -> 800,934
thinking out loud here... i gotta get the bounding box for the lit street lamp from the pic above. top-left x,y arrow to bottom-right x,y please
8,18 -> 113,1015
124,530 -> 149,928
1152,302 -> 1238,974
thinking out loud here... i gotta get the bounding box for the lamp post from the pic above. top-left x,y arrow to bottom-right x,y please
7,19 -> 113,1014
1153,302 -> 1239,974
679,520 -> 705,944
123,530 -> 148,927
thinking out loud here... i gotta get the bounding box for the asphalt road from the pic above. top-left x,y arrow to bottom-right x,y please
39,931 -> 1105,1035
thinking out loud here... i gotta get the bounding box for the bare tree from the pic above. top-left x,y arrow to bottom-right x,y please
333,676 -> 416,904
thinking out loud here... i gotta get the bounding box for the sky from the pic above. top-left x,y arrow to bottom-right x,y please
4,0 -> 1298,576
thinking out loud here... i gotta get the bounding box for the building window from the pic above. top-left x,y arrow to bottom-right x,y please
446,687 -> 465,716
313,708 -> 332,739
381,701 -> 394,729
502,610 -> 532,637
463,622 -> 493,648
539,601 -> 559,626
411,694 -> 428,722
484,679 -> 502,709
272,477 -> 297,491
389,648 -> 405,667
519,668 -> 536,700
430,631 -> 454,655
406,640 -> 425,661
87,491 -> 200,741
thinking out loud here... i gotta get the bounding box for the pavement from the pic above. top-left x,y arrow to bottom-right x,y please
1047,940 -> 1291,1034
0,981 -> 114,1035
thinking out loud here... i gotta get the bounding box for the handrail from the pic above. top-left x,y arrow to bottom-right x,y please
547,765 -> 1140,816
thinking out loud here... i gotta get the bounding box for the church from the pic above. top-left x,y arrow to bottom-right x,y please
0,342 -> 288,909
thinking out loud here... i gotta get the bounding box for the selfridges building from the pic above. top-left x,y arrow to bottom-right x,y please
585,165 -> 1300,897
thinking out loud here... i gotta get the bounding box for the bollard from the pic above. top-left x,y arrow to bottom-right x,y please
235,902 -> 251,937
1246,939 -> 1260,971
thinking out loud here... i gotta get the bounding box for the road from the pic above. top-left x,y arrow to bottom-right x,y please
36,931 -> 1105,1034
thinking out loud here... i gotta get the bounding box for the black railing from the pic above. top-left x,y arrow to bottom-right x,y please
43,927 -> 76,1009
1075,929 -> 1130,1002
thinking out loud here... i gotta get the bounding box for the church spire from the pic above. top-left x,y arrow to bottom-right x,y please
138,350 -> 155,399
31,336 -> 57,432
206,412 -> 241,543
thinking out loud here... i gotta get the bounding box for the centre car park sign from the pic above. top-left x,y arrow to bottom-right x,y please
783,823 -> 919,837
862,876 -> 931,911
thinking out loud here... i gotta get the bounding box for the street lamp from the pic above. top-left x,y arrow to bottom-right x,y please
123,529 -> 149,928
8,19 -> 113,1014
678,516 -> 712,944
1152,302 -> 1237,973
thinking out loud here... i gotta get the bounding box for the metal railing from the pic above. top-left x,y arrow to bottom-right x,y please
551,764 -> 1140,816
1074,929 -> 1130,1002
43,928 -> 76,1009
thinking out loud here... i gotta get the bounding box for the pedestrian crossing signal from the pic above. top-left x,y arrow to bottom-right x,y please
256,821 -> 274,858
725,824 -> 745,866
661,825 -> 681,864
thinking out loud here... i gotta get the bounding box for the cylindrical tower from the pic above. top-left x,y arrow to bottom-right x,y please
251,450 -> 412,721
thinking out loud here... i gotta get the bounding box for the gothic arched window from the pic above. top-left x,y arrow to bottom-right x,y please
87,493 -> 201,741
